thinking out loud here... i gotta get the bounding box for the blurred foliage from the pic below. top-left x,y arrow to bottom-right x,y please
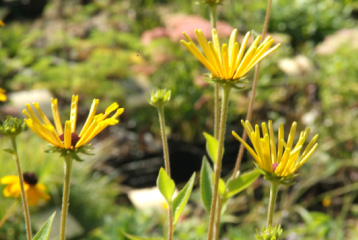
0,132 -> 120,239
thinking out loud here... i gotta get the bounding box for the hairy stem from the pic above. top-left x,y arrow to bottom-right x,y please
214,197 -> 223,240
167,203 -> 174,240
207,84 -> 231,240
11,137 -> 32,240
60,154 -> 73,240
158,106 -> 171,177
267,181 -> 279,227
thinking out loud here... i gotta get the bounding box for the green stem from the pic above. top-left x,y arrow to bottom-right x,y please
208,4 -> 219,140
267,181 -> 279,227
167,203 -> 174,240
11,137 -> 32,240
207,84 -> 231,240
213,197 -> 223,240
214,84 -> 220,139
0,200 -> 19,228
157,106 -> 171,177
209,5 -> 217,29
60,154 -> 73,240
232,0 -> 273,179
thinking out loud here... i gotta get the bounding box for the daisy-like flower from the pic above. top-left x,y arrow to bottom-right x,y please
0,88 -> 7,101
23,95 -> 124,150
232,120 -> 318,178
1,173 -> 50,206
181,29 -> 280,83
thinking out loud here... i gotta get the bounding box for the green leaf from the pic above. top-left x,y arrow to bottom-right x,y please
156,168 -> 175,203
3,148 -> 15,154
218,177 -> 226,197
226,169 -> 260,199
200,156 -> 213,212
120,231 -> 164,240
33,212 -> 56,240
172,172 -> 196,225
203,132 -> 224,163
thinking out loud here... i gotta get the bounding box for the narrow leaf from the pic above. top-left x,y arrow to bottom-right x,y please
156,168 -> 175,203
226,169 -> 260,199
200,156 -> 213,212
172,172 -> 196,225
3,148 -> 15,154
33,212 -> 56,240
121,231 -> 164,240
203,132 -> 222,163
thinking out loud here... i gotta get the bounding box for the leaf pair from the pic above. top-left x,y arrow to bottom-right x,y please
201,132 -> 261,212
157,168 -> 196,225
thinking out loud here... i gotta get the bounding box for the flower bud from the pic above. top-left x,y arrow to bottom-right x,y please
256,225 -> 283,240
0,116 -> 25,137
149,89 -> 171,108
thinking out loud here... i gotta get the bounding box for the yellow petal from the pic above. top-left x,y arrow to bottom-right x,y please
64,121 -> 72,149
1,176 -> 19,184
277,123 -> 284,163
233,32 -> 251,73
70,95 -> 79,133
111,108 -> 124,119
212,29 -> 222,63
33,103 -> 53,126
208,41 -> 224,77
232,131 -> 260,163
79,99 -> 100,137
26,186 -> 40,206
228,42 -> 239,77
181,41 -> 218,76
286,122 -> 297,149
301,134 -> 319,159
268,121 -> 277,163
275,145 -> 291,175
234,46 -> 257,79
51,98 -> 63,135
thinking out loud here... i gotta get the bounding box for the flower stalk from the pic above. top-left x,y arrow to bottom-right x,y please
209,4 -> 220,140
167,202 -> 174,240
232,0 -> 274,179
207,84 -> 231,240
60,154 -> 73,240
10,136 -> 32,240
158,106 -> 171,177
214,197 -> 223,240
0,200 -> 18,228
267,180 -> 279,227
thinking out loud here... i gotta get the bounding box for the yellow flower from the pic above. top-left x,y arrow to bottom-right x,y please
23,95 -> 124,149
181,29 -> 280,82
0,20 -> 4,27
232,120 -> 318,177
1,173 -> 50,206
0,88 -> 7,101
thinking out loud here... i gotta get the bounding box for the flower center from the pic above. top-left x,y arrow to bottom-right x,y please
272,163 -> 279,172
59,132 -> 81,147
23,172 -> 38,185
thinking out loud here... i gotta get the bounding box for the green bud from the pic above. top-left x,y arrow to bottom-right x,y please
148,89 -> 171,108
0,116 -> 25,137
256,225 -> 283,240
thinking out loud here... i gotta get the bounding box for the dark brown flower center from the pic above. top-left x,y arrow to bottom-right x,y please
23,172 -> 38,185
59,133 -> 81,147
272,163 -> 279,172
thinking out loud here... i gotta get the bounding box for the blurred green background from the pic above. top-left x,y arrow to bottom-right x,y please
0,0 -> 358,239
